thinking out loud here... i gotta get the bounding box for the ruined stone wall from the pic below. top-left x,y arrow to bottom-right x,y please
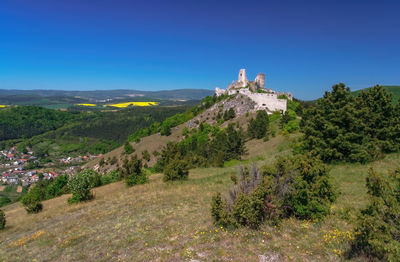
238,89 -> 287,113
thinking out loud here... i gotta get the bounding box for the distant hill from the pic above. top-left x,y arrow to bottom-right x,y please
351,85 -> 400,103
0,88 -> 214,102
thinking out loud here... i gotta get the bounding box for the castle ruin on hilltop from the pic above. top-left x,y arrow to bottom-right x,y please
215,69 -> 292,113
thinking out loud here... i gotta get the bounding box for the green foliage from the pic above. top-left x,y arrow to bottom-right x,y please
67,170 -> 98,203
301,84 -> 400,163
0,209 -> 5,230
210,124 -> 246,162
100,170 -> 121,185
45,175 -> 69,199
0,196 -> 11,208
223,108 -> 236,121
247,110 -> 270,139
124,141 -> 135,154
163,159 -> 189,182
160,124 -> 171,136
211,164 -> 267,229
264,155 -> 337,220
211,155 -> 336,229
155,123 -> 246,171
120,155 -> 147,186
128,95 -> 228,142
349,168 -> 400,261
282,119 -> 299,133
142,149 -> 150,162
20,185 -> 45,213
182,126 -> 189,137
0,106 -> 77,140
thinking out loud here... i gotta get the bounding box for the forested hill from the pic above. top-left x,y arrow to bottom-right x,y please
0,106 -> 78,141
351,85 -> 400,103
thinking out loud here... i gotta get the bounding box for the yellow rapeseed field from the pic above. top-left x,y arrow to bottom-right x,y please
76,103 -> 97,106
105,102 -> 159,108
0,105 -> 9,108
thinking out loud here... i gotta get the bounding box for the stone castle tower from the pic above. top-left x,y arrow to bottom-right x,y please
236,69 -> 248,88
255,73 -> 265,90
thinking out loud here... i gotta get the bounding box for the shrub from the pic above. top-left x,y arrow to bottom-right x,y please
264,154 -> 336,220
0,196 -> 11,207
20,191 -> 43,214
223,108 -> 236,121
142,150 -> 150,162
20,183 -> 46,213
110,156 -> 118,165
67,171 -> 95,203
349,168 -> 400,261
119,155 -> 147,186
46,175 -> 69,199
182,126 -> 189,136
0,209 -> 5,229
124,141 -> 135,154
211,155 -> 336,229
163,159 -> 189,182
211,164 -> 266,229
101,170 -> 120,185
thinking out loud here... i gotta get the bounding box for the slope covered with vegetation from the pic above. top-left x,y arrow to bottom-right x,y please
1,84 -> 399,261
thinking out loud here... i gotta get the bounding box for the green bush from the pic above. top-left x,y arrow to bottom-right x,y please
20,191 -> 43,214
223,108 -> 236,121
124,141 -> 135,154
0,196 -> 11,208
211,155 -> 336,229
211,164 -> 266,229
67,170 -> 96,203
0,209 -> 5,229
349,168 -> 400,261
163,159 -> 189,182
142,150 -> 151,162
46,175 -> 69,199
20,183 -> 47,213
264,154 -> 336,220
101,170 -> 120,185
119,155 -> 147,186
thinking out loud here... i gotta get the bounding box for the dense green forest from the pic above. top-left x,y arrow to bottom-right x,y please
0,106 -> 80,141
0,105 -> 192,157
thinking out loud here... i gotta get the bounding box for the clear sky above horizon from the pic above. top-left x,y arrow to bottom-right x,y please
0,0 -> 399,100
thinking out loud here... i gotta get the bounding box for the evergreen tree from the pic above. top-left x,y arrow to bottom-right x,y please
123,141 -> 134,154
248,110 -> 270,139
300,84 -> 400,163
120,155 -> 147,186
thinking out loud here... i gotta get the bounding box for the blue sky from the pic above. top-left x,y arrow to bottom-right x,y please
0,0 -> 399,100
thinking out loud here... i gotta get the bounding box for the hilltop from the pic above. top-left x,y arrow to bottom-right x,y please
351,85 -> 400,103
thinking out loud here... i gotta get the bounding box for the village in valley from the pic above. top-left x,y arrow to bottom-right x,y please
0,145 -> 101,191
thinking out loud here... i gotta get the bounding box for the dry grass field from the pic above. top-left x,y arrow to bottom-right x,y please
1,134 -> 399,261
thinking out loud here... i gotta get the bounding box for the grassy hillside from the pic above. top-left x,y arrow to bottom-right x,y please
1,133 -> 399,261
